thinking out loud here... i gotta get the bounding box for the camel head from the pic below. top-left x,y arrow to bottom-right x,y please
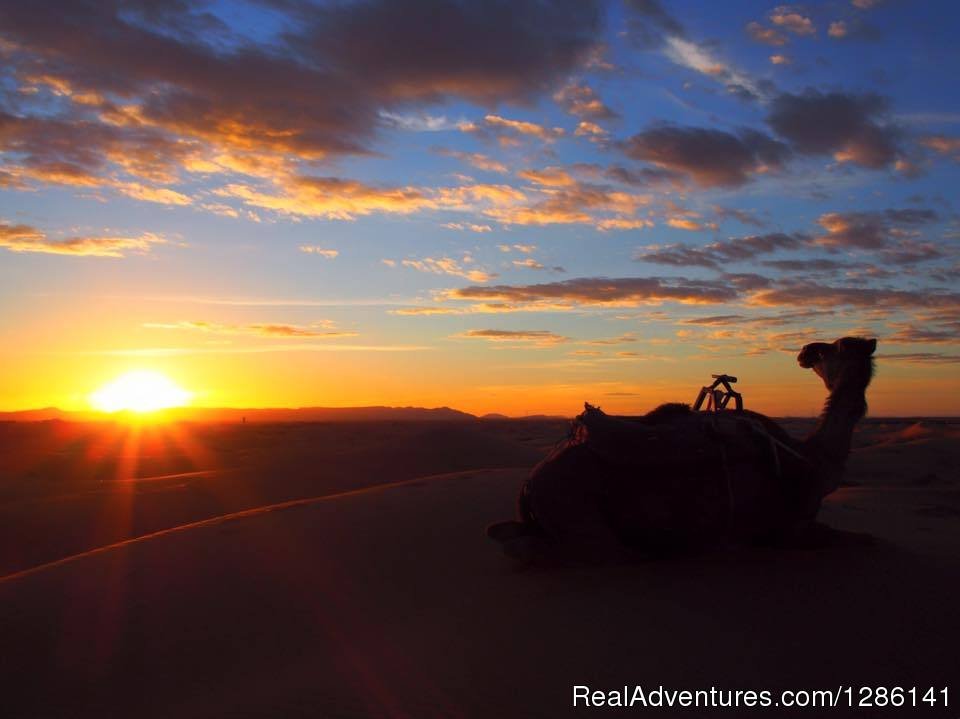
797,337 -> 877,392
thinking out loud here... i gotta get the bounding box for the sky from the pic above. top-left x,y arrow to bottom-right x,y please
1,0 -> 958,417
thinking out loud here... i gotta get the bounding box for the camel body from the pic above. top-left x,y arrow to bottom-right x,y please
521,404 -> 818,554
494,337 -> 877,560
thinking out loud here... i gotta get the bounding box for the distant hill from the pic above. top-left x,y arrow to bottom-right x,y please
0,405 -> 477,423
481,412 -> 567,421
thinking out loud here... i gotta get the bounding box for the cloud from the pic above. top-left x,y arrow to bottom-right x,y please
770,54 -> 791,65
750,281 -> 960,310
828,21 -> 848,38
768,90 -> 902,168
885,323 -> 960,345
746,22 -> 788,46
291,0 -> 602,105
389,306 -> 464,316
665,217 -> 712,232
712,206 -> 767,228
624,0 -> 686,48
769,6 -> 816,36
574,121 -> 609,139
604,165 -> 685,188
622,125 -> 790,187
216,175 -> 436,220
401,256 -> 496,283
0,0 -> 602,196
662,36 -> 767,100
0,221 -> 165,257
639,233 -> 809,269
681,309 -> 835,327
517,167 -> 577,187
553,84 -> 616,119
459,115 -> 565,145
448,276 -> 740,307
921,135 -> 960,160
299,246 -> 339,258
513,258 -> 546,270
442,222 -> 493,233
485,182 -> 649,227
816,208 -> 938,249
145,320 -> 356,338
880,352 -> 960,364
379,111 -> 458,132
456,329 -> 569,345
596,218 -> 654,231
499,244 -> 537,254
435,149 -> 508,174
580,333 -> 638,346
761,258 -> 849,273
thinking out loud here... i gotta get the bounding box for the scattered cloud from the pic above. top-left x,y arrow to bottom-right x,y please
921,135 -> 960,160
518,167 -> 577,187
638,233 -> 809,268
768,90 -> 902,169
828,21 -> 848,39
401,255 -> 496,283
389,306 -> 463,316
712,206 -> 766,228
624,0 -> 686,48
880,352 -> 960,364
815,208 -> 938,249
216,176 -> 436,220
442,222 -> 493,233
769,6 -> 816,36
750,281 -> 960,310
498,244 -> 537,254
0,221 -> 165,257
553,84 -> 617,119
485,181 -> 649,228
299,246 -> 339,258
574,121 -> 609,139
746,22 -> 788,46
144,321 -> 356,338
460,114 -> 565,145
580,332 -> 638,346
448,276 -> 739,307
435,149 -> 508,174
662,36 -> 767,100
380,112 -> 459,132
623,125 -> 790,187
886,323 -> 960,345
456,329 -> 569,345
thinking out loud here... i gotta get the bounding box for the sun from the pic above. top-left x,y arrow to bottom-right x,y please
90,370 -> 192,413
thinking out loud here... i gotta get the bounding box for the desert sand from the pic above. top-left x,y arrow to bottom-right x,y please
1,416 -> 958,717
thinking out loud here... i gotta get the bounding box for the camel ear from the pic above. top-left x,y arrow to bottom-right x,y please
867,338 -> 877,355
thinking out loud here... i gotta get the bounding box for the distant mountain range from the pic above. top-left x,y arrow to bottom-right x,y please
0,405 -> 480,423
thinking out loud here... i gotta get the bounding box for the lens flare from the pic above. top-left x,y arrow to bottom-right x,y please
90,370 -> 192,413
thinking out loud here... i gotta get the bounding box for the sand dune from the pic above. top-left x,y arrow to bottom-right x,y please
1,418 -> 958,717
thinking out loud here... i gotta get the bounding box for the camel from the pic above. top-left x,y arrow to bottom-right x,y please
488,336 -> 877,561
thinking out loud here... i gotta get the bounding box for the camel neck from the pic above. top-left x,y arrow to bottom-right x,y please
804,378 -> 868,468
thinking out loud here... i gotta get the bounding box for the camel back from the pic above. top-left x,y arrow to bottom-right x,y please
567,403 -> 796,474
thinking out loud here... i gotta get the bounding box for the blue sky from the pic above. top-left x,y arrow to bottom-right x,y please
0,0 -> 958,415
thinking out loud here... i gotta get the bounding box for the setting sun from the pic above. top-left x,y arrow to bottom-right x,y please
89,370 -> 192,413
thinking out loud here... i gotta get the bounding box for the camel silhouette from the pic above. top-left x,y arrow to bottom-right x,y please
488,336 -> 877,562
